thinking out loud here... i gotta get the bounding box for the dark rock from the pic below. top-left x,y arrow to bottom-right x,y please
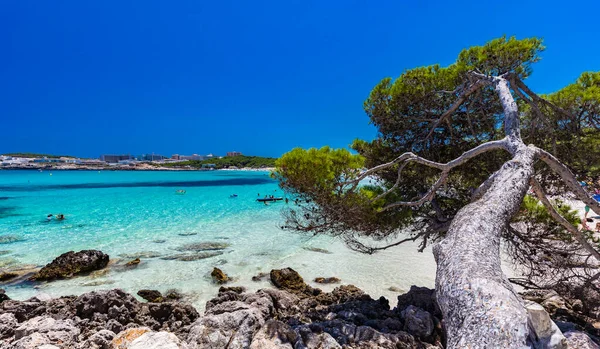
219,286 -> 246,294
160,251 -> 223,261
137,290 -> 164,303
302,246 -> 332,254
400,305 -> 434,339
125,258 -> 141,267
177,232 -> 198,236
175,242 -> 230,252
31,250 -> 109,281
396,285 -> 439,316
314,277 -> 341,284
0,289 -> 9,303
0,272 -> 18,282
118,251 -> 161,259
163,289 -> 183,301
211,267 -> 229,284
270,268 -> 306,291
252,272 -> 269,281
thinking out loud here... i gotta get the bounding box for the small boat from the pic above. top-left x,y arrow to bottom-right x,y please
257,197 -> 284,202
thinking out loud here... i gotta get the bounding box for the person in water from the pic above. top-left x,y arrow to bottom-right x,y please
57,214 -> 65,220
46,214 -> 53,221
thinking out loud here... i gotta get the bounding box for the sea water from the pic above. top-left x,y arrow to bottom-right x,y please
0,170 -> 436,309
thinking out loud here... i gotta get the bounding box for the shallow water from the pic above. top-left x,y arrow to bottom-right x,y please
0,170 -> 437,309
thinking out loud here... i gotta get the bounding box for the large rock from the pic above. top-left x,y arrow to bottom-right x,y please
137,289 -> 164,303
31,250 -> 109,281
524,301 -> 568,349
129,331 -> 188,349
10,316 -> 80,348
211,267 -> 229,284
250,320 -> 296,349
270,268 -> 306,291
564,330 -> 600,349
400,305 -> 434,339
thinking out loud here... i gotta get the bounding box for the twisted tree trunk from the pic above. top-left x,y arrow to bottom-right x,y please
432,77 -> 558,348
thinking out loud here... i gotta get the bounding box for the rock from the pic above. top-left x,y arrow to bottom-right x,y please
118,251 -> 162,259
388,286 -> 404,293
295,325 -> 341,348
524,300 -> 568,348
164,289 -> 183,301
13,316 -> 80,347
302,246 -> 332,254
270,268 -> 306,291
160,251 -> 223,261
0,312 -> 17,338
177,232 -> 198,236
129,331 -> 188,349
112,327 -> 152,349
27,293 -> 53,302
125,258 -> 141,266
81,329 -> 115,349
0,289 -> 10,303
400,305 -> 434,339
31,250 -> 109,281
211,267 -> 229,284
137,289 -> 164,303
252,272 -> 269,281
314,277 -> 341,284
250,320 -> 297,349
0,272 -> 18,281
564,330 -> 600,349
152,239 -> 166,244
175,242 -> 230,252
0,235 -> 22,244
396,285 -> 439,316
219,286 -> 245,294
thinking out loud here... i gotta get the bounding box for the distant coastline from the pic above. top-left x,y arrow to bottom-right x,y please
0,164 -> 274,172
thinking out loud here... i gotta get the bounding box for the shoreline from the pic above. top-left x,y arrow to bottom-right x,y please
0,165 -> 274,172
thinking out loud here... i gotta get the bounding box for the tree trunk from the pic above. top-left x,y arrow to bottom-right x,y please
433,146 -> 537,348
432,77 -> 554,348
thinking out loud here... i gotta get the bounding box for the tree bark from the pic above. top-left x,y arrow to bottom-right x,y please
433,77 -> 543,348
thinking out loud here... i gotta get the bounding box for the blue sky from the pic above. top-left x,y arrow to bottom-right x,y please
1,1 -> 598,158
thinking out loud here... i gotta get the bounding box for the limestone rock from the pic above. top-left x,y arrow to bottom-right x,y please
112,327 -> 151,349
524,300 -> 568,349
250,320 -> 296,349
564,330 -> 600,349
31,250 -> 109,281
0,312 -> 17,338
12,316 -> 80,348
129,331 -> 188,349
125,258 -> 141,266
211,267 -> 229,284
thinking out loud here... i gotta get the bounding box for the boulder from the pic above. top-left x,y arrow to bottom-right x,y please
400,305 -> 434,339
0,312 -> 17,339
12,316 -> 80,348
250,320 -> 296,349
31,250 -> 109,281
252,272 -> 269,282
524,301 -> 568,348
270,268 -> 306,291
137,290 -> 164,303
396,285 -> 439,316
0,272 -> 18,281
0,289 -> 9,303
112,327 -> 151,349
211,267 -> 229,284
125,258 -> 141,267
564,330 -> 600,349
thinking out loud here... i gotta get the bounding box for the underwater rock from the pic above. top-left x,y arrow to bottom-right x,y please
0,235 -> 22,245
0,258 -> 18,268
31,250 -> 109,281
177,232 -> 197,236
252,272 -> 269,282
0,272 -> 18,282
118,251 -> 162,259
314,277 -> 341,284
137,289 -> 164,303
81,280 -> 115,287
174,242 -> 230,252
388,286 -> 404,293
302,246 -> 332,254
0,251 -> 11,256
160,251 -> 224,261
211,268 -> 229,284
125,258 -> 141,267
163,289 -> 183,301
151,239 -> 166,244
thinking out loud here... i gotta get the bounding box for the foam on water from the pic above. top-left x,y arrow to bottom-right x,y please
0,170 -> 437,309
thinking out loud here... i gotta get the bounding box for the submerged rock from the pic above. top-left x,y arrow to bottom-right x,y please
314,277 -> 341,284
211,268 -> 229,284
252,272 -> 269,282
0,235 -> 22,245
118,251 -> 162,259
177,232 -> 197,236
31,250 -> 109,281
160,251 -> 223,261
302,246 -> 332,254
0,272 -> 18,282
125,258 -> 141,267
138,289 -> 164,303
174,242 -> 230,252
152,239 -> 166,244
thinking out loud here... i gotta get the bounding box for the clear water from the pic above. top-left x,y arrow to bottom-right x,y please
0,170 -> 436,309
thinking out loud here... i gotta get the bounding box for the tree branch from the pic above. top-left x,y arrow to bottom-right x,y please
530,177 -> 600,262
512,77 -> 579,121
536,147 -> 600,215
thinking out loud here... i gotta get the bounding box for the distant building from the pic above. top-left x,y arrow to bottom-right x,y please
101,154 -> 132,163
180,154 -> 206,161
226,151 -> 242,157
202,163 -> 216,169
171,154 -> 180,160
33,157 -> 62,163
139,154 -> 166,161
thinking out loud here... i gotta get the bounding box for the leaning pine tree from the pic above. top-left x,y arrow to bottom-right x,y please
274,37 -> 600,348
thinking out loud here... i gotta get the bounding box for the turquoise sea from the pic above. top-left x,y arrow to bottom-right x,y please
0,170 -> 436,309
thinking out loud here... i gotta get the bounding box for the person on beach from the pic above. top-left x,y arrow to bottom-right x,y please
585,205 -> 591,220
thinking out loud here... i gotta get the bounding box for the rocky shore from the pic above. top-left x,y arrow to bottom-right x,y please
0,250 -> 598,348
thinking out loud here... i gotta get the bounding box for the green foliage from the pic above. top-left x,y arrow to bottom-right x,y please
158,156 -> 277,169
